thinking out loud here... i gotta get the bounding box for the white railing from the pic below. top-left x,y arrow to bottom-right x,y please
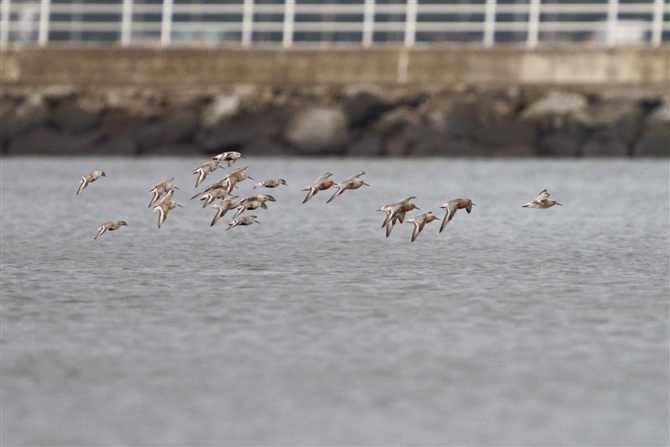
0,1 -> 668,49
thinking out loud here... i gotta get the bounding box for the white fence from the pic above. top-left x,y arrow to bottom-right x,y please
1,1 -> 668,49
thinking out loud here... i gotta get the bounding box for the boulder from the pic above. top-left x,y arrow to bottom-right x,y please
136,108 -> 199,150
200,107 -> 289,153
408,129 -> 449,156
7,126 -> 104,155
581,133 -> 629,157
142,143 -> 202,156
634,128 -> 669,157
474,120 -> 536,146
383,134 -> 410,157
2,95 -> 51,138
90,136 -> 138,156
488,143 -> 535,157
243,138 -> 296,157
342,92 -> 391,129
346,134 -> 383,157
540,129 -> 585,157
52,99 -> 101,133
521,91 -> 588,121
201,94 -> 240,128
284,106 -> 348,154
373,106 -> 421,136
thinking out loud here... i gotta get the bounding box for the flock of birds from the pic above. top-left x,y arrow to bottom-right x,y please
77,151 -> 563,242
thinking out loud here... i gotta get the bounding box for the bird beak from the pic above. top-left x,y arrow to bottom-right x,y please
472,203 -> 476,206
174,186 -> 180,190
556,202 -> 563,206
415,207 -> 421,210
177,204 -> 184,208
248,177 -> 254,180
364,183 -> 370,186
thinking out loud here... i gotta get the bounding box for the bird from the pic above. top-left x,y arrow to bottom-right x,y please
210,196 -> 242,227
327,171 -> 369,203
200,188 -> 231,208
227,215 -> 260,230
522,189 -> 562,209
94,220 -> 127,240
212,151 -> 244,167
191,177 -> 232,200
152,190 -> 183,228
407,212 -> 440,242
302,172 -> 335,203
378,197 -> 420,237
192,160 -> 220,187
439,198 -> 475,233
221,166 -> 253,195
253,178 -> 287,189
233,199 -> 267,218
238,194 -> 276,205
76,170 -> 106,195
148,178 -> 179,208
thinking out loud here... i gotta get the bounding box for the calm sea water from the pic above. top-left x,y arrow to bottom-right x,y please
2,157 -> 668,445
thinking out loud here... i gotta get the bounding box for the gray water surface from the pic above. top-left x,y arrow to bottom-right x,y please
2,158 -> 668,445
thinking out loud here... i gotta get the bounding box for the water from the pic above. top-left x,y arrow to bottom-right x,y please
2,157 -> 668,445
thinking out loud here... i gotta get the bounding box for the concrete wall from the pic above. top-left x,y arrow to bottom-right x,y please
2,45 -> 669,89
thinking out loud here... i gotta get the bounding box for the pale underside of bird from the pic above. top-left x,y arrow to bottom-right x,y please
439,198 -> 475,233
152,190 -> 183,228
407,212 -> 440,242
191,178 -> 233,200
94,220 -> 127,239
210,197 -> 241,227
221,166 -> 253,195
302,172 -> 335,204
192,160 -> 220,187
327,172 -> 369,203
522,189 -> 562,209
212,151 -> 244,167
200,188 -> 231,208
77,170 -> 106,195
234,200 -> 268,218
227,215 -> 260,230
254,178 -> 287,189
148,178 -> 179,208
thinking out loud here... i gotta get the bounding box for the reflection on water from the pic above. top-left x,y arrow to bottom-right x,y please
2,157 -> 668,445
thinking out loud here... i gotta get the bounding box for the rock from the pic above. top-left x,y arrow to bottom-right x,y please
540,129 -> 585,157
7,126 -> 104,155
52,99 -> 101,133
488,143 -> 535,157
90,136 -> 138,156
373,106 -> 421,136
582,134 -> 629,157
136,108 -> 199,150
97,112 -> 148,140
408,129 -> 449,156
201,94 -> 240,128
521,91 -> 588,120
634,127 -> 669,157
342,92 -> 391,129
200,107 -> 289,153
141,143 -> 201,156
346,134 -> 383,157
474,120 -> 536,146
243,138 -> 296,157
646,103 -> 670,126
2,95 -> 51,138
284,107 -> 348,154
573,100 -> 643,128
383,134 -> 410,157
443,140 -> 488,157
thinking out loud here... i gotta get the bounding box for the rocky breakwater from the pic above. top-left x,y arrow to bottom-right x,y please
2,85 -> 668,157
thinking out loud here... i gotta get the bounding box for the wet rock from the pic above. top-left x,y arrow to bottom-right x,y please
474,120 -> 536,146
408,129 -> 449,156
634,128 -> 669,157
243,138 -> 296,157
488,143 -> 535,157
52,100 -> 101,133
383,134 -> 410,157
540,129 -> 585,157
285,106 -> 348,154
136,108 -> 199,150
582,134 -> 629,157
141,143 -> 201,156
346,134 -> 383,157
200,107 -> 288,153
443,140 -> 488,157
343,92 -> 391,129
374,106 -> 421,136
2,95 -> 51,138
89,136 -> 137,156
7,126 -> 104,155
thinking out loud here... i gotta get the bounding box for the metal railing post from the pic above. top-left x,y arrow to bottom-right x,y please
1,0 -> 10,47
483,0 -> 496,47
242,0 -> 254,47
362,0 -> 375,48
527,0 -> 540,48
120,0 -> 133,46
283,0 -> 295,48
38,0 -> 50,46
160,0 -> 173,47
606,0 -> 618,46
651,0 -> 663,47
404,0 -> 417,47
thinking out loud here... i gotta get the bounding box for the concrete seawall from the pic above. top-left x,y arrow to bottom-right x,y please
2,46 -> 668,157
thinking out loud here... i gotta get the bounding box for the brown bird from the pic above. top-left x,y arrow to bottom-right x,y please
327,171 -> 369,203
302,172 -> 335,203
94,220 -> 127,240
76,170 -> 106,195
439,198 -> 475,233
407,212 -> 440,242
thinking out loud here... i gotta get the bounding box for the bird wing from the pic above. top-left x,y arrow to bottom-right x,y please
439,201 -> 458,233
536,189 -> 550,201
76,178 -> 88,195
411,221 -> 424,242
